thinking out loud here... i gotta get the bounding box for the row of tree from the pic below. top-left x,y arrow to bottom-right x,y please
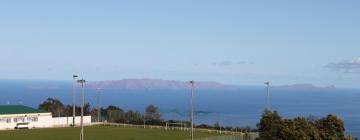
256,110 -> 357,140
197,122 -> 254,133
90,105 -> 161,125
38,98 -> 161,125
39,98 -> 357,139
38,98 -> 91,117
38,98 -> 253,131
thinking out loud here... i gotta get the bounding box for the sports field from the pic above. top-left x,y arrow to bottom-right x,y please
0,126 -> 222,140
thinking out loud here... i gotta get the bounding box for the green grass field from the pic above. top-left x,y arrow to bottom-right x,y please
0,126 -> 221,140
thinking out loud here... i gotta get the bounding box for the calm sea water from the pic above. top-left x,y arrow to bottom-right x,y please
1,80 -> 360,137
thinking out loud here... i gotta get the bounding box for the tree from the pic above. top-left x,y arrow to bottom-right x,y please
280,117 -> 320,140
124,110 -> 143,124
38,98 -> 65,117
104,106 -> 124,122
256,110 -> 356,140
257,110 -> 283,140
145,105 -> 161,121
214,121 -> 221,130
316,114 -> 346,140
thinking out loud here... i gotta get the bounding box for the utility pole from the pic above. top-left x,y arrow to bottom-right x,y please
77,79 -> 86,140
264,81 -> 270,111
190,80 -> 195,140
143,108 -> 146,128
72,75 -> 78,127
96,88 -> 103,122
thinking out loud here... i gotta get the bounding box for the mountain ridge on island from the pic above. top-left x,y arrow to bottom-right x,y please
87,79 -> 337,91
0,79 -> 338,91
275,84 -> 336,90
87,79 -> 239,90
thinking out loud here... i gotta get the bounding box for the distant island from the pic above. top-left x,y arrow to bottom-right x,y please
275,84 -> 336,90
0,79 -> 337,91
87,79 -> 239,90
86,79 -> 336,91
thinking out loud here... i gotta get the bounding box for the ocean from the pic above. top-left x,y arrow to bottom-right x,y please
0,80 -> 359,137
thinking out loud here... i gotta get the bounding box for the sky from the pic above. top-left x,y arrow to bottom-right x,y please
0,0 -> 359,88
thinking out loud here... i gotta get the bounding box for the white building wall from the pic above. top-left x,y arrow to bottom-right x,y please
29,115 -> 53,128
0,113 -> 91,130
52,116 -> 92,127
0,113 -> 52,130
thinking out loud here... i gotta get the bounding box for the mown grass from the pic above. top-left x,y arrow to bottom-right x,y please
0,125 -> 221,140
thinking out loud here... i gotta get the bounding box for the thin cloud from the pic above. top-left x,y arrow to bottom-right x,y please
324,58 -> 360,73
213,61 -> 253,66
237,61 -> 254,65
213,61 -> 233,66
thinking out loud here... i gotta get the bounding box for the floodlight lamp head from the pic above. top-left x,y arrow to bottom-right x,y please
190,80 -> 195,84
77,79 -> 86,84
264,81 -> 270,85
73,75 -> 78,78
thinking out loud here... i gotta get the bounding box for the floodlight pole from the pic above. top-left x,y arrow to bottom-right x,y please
96,88 -> 103,122
265,81 -> 270,111
143,110 -> 146,128
72,75 -> 78,127
77,79 -> 86,140
190,80 -> 195,140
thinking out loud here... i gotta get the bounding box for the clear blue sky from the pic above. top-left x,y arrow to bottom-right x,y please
0,0 -> 359,88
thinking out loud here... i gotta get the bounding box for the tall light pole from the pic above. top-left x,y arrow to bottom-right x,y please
72,75 -> 78,127
264,81 -> 270,111
96,88 -> 103,122
77,79 -> 86,140
143,109 -> 146,128
190,80 -> 195,140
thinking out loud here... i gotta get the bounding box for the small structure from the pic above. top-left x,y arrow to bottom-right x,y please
0,105 -> 91,130
0,105 -> 52,129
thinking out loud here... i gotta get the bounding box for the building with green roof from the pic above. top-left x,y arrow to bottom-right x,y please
0,105 -> 52,129
0,105 -> 48,115
0,105 -> 91,130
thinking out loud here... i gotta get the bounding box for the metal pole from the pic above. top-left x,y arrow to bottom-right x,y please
78,79 -> 86,140
72,75 -> 78,127
143,109 -> 146,128
96,88 -> 103,122
265,81 -> 270,111
190,80 -> 195,140
181,120 -> 183,131
220,123 -> 222,134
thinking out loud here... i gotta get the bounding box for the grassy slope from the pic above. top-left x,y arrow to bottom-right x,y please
0,126 -> 220,140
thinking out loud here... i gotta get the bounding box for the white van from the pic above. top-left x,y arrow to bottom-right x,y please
15,122 -> 29,129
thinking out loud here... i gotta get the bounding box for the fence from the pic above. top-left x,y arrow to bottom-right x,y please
194,134 -> 258,140
99,122 -> 259,140
52,116 -> 91,127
